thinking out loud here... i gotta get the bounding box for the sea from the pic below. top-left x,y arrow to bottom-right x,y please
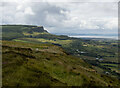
53,33 -> 118,40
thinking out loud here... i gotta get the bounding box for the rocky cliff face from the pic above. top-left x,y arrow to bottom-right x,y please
31,26 -> 48,33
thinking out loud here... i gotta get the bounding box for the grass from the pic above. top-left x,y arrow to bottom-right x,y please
23,32 -> 49,36
100,63 -> 118,67
13,38 -> 73,46
2,41 -> 120,87
2,25 -> 120,87
100,63 -> 119,73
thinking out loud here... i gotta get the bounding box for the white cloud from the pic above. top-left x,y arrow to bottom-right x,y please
24,7 -> 35,15
1,1 -> 118,34
1,0 -> 119,2
16,5 -> 22,11
104,18 -> 118,29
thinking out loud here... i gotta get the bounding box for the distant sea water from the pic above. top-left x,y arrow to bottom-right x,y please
69,35 -> 118,39
53,33 -> 118,40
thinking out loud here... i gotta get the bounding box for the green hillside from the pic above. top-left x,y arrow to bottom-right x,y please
2,25 -> 48,40
2,25 -> 72,41
1,25 -> 120,87
2,41 -> 120,87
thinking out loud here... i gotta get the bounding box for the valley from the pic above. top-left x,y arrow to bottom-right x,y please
1,25 -> 120,87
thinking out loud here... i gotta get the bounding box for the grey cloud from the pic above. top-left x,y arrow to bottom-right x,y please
24,2 -> 68,27
1,1 -> 118,34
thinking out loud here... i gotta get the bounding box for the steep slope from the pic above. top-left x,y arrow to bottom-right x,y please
2,25 -> 48,40
2,25 -> 71,41
1,25 -> 120,87
2,41 -> 120,87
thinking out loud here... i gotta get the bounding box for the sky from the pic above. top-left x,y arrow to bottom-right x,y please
0,0 -> 119,34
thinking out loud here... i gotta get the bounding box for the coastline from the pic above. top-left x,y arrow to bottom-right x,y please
69,35 -> 118,40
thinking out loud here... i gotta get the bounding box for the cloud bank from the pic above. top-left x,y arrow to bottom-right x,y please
1,0 -> 118,34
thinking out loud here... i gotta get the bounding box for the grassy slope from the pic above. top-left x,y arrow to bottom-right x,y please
2,25 -> 120,87
2,25 -> 119,77
13,38 -> 73,46
2,41 -> 120,87
2,25 -> 48,40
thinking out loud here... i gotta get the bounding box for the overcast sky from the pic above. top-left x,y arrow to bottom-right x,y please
0,0 -> 119,34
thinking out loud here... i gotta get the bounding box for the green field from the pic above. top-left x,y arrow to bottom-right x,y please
2,25 -> 120,87
13,38 -> 73,46
2,41 -> 120,87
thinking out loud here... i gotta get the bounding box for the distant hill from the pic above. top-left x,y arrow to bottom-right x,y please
1,25 -> 48,40
2,25 -> 48,33
2,25 -> 120,87
1,25 -> 71,40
